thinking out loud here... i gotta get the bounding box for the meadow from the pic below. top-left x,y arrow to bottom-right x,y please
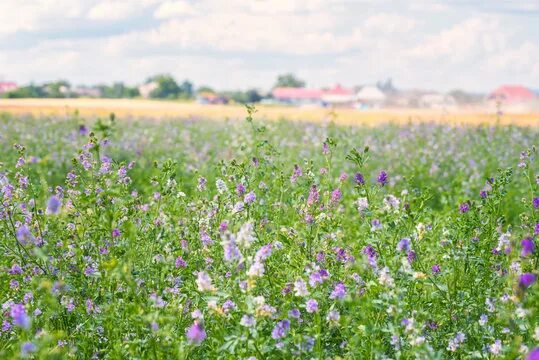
0,108 -> 538,359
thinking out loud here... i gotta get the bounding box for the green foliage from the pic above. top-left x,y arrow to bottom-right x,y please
274,73 -> 306,88
0,112 -> 537,359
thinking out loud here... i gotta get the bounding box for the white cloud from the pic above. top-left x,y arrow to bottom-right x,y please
153,1 -> 197,19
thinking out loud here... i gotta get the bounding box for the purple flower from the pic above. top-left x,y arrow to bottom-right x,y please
431,264 -> 441,274
271,319 -> 290,339
396,238 -> 411,252
354,172 -> 365,186
407,250 -> 417,264
519,273 -> 536,289
307,185 -> 319,205
330,283 -> 347,300
186,321 -> 206,344
288,308 -> 301,319
377,171 -> 388,186
175,256 -> 186,268
526,348 -> 539,360
236,183 -> 246,195
244,191 -> 256,204
21,342 -> 36,357
10,303 -> 30,329
16,225 -> 34,245
331,188 -> 342,203
290,164 -> 303,183
533,197 -> 539,209
459,202 -> 470,213
112,228 -> 121,238
305,299 -> 319,313
521,238 -> 535,257
535,222 -> 539,235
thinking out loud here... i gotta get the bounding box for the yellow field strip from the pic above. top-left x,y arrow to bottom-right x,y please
1,98 -> 538,126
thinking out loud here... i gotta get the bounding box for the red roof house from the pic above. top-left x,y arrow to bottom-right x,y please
272,87 -> 324,101
488,85 -> 536,104
0,82 -> 17,94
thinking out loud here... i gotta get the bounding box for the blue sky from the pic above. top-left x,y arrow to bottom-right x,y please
0,0 -> 538,92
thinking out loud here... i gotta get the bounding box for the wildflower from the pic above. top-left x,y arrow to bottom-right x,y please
331,188 -> 342,203
521,238 -> 535,257
221,234 -> 243,263
489,339 -> 502,356
479,314 -> 488,326
327,310 -> 340,324
519,273 -> 536,289
378,267 -> 395,287
329,283 -> 347,300
356,197 -> 368,213
533,197 -> 539,209
307,185 -> 319,205
377,171 -> 388,186
21,342 -> 36,357
244,191 -> 256,204
197,177 -> 207,191
459,202 -> 470,213
16,225 -> 34,245
196,271 -> 216,292
396,238 -> 411,252
289,309 -> 301,319
354,172 -> 365,185
305,299 -> 318,313
10,303 -> 30,329
527,348 -> 539,360
112,228 -> 121,238
175,256 -> 186,268
236,183 -> 246,195
447,332 -> 466,352
431,264 -> 441,274
240,315 -> 256,327
216,179 -> 228,194
271,319 -> 290,339
290,164 -> 302,183
407,250 -> 416,264
294,280 -> 309,297
186,321 -> 206,344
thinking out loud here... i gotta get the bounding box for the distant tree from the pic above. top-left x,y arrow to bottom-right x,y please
146,74 -> 193,99
245,89 -> 262,103
44,80 -> 71,98
179,80 -> 193,98
197,86 -> 215,94
3,84 -> 45,98
99,82 -> 139,98
274,73 -> 305,88
376,78 -> 396,93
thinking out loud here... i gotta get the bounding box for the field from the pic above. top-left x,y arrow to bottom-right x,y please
0,108 -> 538,359
1,98 -> 539,127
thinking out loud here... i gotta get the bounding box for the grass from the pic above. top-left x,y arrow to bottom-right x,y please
0,109 -> 537,359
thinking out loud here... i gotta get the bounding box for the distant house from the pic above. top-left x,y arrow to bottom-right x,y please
272,87 -> 324,106
196,91 -> 229,105
356,86 -> 386,108
0,81 -> 18,94
321,84 -> 356,107
138,82 -> 158,99
73,86 -> 102,98
419,93 -> 456,109
488,85 -> 536,104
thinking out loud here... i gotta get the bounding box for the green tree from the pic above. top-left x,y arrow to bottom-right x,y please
3,84 -> 45,98
274,73 -> 305,88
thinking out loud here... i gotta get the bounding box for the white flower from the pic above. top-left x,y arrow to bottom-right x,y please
236,222 -> 256,248
356,197 -> 369,213
383,195 -> 400,211
489,340 -> 502,356
294,279 -> 309,297
247,262 -> 265,278
216,179 -> 228,194
196,271 -> 215,292
378,267 -> 395,288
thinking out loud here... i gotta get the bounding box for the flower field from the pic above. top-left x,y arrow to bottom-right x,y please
0,109 -> 538,359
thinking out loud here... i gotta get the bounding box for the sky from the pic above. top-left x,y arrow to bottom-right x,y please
0,0 -> 538,92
